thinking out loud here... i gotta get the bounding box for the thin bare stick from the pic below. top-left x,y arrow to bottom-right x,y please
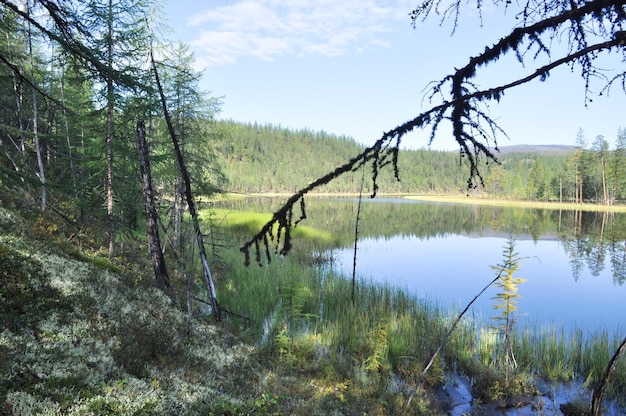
405,263 -> 509,409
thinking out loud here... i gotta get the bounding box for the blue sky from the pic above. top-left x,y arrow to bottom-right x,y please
162,0 -> 624,151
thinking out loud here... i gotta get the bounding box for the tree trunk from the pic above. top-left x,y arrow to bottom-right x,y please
60,68 -> 78,199
601,155 -> 607,205
591,335 -> 626,415
136,119 -> 171,293
149,43 -> 221,321
611,159 -> 618,205
106,0 -> 115,258
27,0 -> 45,209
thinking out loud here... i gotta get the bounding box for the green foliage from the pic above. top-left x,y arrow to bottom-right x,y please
491,239 -> 525,321
273,323 -> 296,365
254,391 -> 280,415
363,320 -> 391,376
490,239 -> 525,376
472,368 -> 538,402
211,120 -> 626,205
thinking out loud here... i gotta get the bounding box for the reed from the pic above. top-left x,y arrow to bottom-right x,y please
510,321 -> 626,402
211,213 -> 626,405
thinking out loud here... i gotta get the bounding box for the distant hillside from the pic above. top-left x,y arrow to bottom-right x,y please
213,121 -> 574,198
491,144 -> 575,155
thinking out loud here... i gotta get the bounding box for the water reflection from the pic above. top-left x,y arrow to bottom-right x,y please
216,197 -> 626,333
332,234 -> 625,333
323,200 -> 626,334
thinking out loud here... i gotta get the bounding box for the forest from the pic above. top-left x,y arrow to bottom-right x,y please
213,120 -> 626,202
0,0 -> 624,242
1,0 -> 626,415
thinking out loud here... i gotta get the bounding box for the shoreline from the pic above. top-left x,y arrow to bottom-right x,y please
220,192 -> 626,213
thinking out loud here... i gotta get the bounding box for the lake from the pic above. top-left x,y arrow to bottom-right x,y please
221,196 -> 626,335
327,198 -> 626,335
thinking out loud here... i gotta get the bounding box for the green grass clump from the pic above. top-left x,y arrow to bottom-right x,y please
203,208 -> 336,244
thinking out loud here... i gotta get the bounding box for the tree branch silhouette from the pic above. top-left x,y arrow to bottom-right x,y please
241,0 -> 625,264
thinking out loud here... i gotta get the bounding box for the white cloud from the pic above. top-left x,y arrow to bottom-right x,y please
188,0 -> 416,66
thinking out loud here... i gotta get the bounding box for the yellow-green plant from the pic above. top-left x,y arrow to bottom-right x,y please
363,320 -> 390,376
491,238 -> 525,381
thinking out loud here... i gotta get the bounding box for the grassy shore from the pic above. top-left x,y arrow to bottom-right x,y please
218,191 -> 626,213
209,203 -> 626,413
405,194 -> 626,212
3,197 -> 624,415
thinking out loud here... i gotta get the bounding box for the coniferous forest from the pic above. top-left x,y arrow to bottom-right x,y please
1,0 -> 626,415
213,120 -> 626,203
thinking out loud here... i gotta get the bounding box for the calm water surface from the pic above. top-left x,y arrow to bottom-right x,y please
222,196 -> 626,334
326,199 -> 626,334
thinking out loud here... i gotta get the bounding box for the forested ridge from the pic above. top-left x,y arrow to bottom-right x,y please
214,120 -> 626,203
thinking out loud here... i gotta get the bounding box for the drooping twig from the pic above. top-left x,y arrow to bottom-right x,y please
240,139 -> 399,265
405,263 -> 509,409
241,0 -> 626,265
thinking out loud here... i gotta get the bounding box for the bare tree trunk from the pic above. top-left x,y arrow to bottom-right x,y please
579,175 -> 583,204
149,43 -> 221,321
106,0 -> 115,258
591,335 -> 626,415
601,155 -> 607,205
136,119 -> 171,293
60,68 -> 78,199
6,30 -> 25,159
27,0 -> 45,209
611,160 -> 618,205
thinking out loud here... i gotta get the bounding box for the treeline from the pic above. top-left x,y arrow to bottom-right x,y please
214,121 -> 626,202
1,0 -> 624,252
0,1 -> 225,257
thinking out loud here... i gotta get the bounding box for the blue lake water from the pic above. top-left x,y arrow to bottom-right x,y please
332,233 -> 626,335
223,196 -> 626,336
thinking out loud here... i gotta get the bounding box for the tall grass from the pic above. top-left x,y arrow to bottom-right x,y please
210,210 -> 626,406
217,241 -> 455,375
510,322 -> 626,405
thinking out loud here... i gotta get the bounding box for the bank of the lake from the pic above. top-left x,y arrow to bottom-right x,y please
211,197 -> 626,415
228,191 -> 626,213
405,194 -> 626,213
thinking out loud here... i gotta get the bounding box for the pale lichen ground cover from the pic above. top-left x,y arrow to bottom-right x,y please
0,208 -> 264,415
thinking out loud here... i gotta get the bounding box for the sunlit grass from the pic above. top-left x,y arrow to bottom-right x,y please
216,226 -> 626,409
6,198 -> 626,415
204,208 -> 335,244
405,194 -> 626,212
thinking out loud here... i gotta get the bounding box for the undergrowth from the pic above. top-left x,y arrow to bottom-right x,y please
3,199 -> 626,415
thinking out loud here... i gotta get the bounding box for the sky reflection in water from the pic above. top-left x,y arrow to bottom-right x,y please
332,234 -> 625,334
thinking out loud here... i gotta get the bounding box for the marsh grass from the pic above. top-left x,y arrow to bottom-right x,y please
215,215 -> 626,409
204,208 -> 336,244
4,196 -> 625,415
512,322 -> 626,391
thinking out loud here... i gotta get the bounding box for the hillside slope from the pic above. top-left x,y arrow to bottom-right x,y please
213,120 -> 573,196
0,206 -> 265,415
